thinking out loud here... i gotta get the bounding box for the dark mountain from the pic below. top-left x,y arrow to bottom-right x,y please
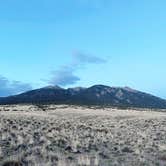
0,86 -> 69,104
67,87 -> 87,96
71,85 -> 166,108
0,85 -> 166,109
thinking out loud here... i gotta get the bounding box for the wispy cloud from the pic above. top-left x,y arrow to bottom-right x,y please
72,51 -> 106,64
0,75 -> 32,97
48,51 -> 106,86
50,70 -> 80,86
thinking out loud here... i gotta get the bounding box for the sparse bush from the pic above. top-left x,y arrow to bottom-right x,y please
2,161 -> 22,166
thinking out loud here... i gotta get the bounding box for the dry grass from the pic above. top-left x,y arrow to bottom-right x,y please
0,105 -> 166,165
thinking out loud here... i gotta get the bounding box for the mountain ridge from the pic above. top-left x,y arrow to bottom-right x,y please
0,85 -> 166,109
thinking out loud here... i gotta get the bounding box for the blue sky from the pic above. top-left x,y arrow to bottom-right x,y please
0,0 -> 166,98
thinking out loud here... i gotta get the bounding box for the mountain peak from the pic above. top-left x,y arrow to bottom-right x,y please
42,85 -> 63,90
0,84 -> 166,109
90,84 -> 110,89
123,86 -> 138,93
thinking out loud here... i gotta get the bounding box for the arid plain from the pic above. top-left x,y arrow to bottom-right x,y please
0,105 -> 166,166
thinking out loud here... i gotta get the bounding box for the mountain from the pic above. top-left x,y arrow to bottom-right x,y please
0,86 -> 68,104
71,85 -> 166,108
67,87 -> 87,96
0,85 -> 166,109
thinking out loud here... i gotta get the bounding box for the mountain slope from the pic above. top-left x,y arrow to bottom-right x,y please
71,85 -> 166,108
0,85 -> 166,109
0,86 -> 69,104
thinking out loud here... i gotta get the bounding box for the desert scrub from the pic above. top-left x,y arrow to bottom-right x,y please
2,160 -> 22,166
1,105 -> 166,165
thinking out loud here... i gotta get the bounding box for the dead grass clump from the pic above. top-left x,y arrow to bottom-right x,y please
159,154 -> 166,161
121,147 -> 133,153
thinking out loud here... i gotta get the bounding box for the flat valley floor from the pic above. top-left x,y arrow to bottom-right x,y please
0,105 -> 166,166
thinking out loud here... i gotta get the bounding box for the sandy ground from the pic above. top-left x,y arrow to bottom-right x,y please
0,105 -> 166,166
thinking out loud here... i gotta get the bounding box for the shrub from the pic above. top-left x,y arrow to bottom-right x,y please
2,161 -> 22,166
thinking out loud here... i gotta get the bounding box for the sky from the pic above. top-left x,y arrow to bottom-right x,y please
0,0 -> 166,98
